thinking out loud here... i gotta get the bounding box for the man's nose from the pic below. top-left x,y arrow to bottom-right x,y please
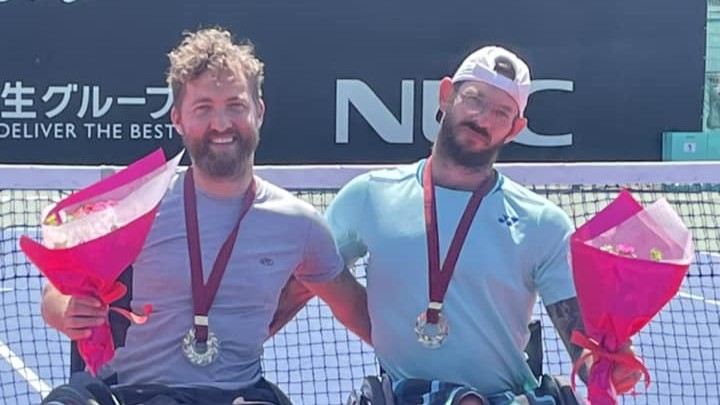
468,108 -> 495,126
210,110 -> 232,132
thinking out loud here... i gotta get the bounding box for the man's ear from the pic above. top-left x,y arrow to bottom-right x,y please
256,98 -> 266,129
437,77 -> 455,120
503,116 -> 528,144
171,106 -> 184,136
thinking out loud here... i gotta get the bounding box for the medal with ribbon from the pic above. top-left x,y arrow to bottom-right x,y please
181,167 -> 256,366
415,156 -> 490,348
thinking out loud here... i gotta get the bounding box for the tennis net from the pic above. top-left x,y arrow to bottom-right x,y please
1,161 -> 718,405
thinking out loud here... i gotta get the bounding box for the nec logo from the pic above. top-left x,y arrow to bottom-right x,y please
336,79 -> 574,147
498,214 -> 519,227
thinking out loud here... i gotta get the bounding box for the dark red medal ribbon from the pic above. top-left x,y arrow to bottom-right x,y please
184,167 -> 256,342
422,156 -> 488,324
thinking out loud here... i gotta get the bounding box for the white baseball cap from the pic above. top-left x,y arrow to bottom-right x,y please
437,45 -> 531,121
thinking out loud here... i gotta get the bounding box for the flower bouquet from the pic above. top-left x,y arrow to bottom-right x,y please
20,148 -> 184,375
569,189 -> 693,405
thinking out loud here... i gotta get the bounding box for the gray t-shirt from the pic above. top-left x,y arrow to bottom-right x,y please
102,171 -> 344,389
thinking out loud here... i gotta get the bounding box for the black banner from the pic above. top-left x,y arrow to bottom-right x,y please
0,0 -> 707,164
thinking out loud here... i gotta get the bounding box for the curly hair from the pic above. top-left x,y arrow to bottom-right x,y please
166,27 -> 265,107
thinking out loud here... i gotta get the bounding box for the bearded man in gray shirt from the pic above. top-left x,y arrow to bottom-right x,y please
40,27 -> 371,405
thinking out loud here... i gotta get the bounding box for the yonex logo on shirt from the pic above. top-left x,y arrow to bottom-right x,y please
498,214 -> 519,227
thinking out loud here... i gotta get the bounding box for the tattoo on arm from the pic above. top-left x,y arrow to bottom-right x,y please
546,297 -> 589,383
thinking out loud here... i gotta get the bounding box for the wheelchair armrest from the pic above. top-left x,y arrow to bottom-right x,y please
525,319 -> 543,379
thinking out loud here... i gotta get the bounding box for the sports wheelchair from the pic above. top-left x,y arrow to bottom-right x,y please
346,320 -> 585,405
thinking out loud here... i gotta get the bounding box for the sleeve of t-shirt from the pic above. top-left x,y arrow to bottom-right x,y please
324,174 -> 370,268
533,203 -> 577,306
293,209 -> 346,284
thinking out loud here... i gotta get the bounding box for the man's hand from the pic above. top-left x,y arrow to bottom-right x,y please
42,284 -> 108,341
61,295 -> 108,340
581,342 -> 643,394
601,343 -> 643,394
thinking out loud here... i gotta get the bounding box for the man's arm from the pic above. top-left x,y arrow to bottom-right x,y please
278,174 -> 371,344
546,297 -> 644,393
268,275 -> 316,338
303,268 -> 372,345
545,296 -> 589,383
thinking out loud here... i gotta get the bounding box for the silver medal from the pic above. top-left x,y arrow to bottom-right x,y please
181,327 -> 220,366
415,310 -> 449,348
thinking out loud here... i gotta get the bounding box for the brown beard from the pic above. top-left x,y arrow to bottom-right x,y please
183,127 -> 259,179
434,117 -> 506,170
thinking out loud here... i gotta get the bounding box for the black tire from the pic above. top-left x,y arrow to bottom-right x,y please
361,376 -> 386,405
345,390 -> 362,405
41,385 -> 102,405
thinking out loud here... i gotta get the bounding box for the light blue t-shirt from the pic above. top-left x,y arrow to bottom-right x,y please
325,159 -> 576,395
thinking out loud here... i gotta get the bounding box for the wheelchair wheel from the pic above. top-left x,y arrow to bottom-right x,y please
360,376 -> 386,405
41,385 -> 102,405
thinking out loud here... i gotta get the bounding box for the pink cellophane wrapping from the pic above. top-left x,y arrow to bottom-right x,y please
20,148 -> 184,375
569,189 -> 693,405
